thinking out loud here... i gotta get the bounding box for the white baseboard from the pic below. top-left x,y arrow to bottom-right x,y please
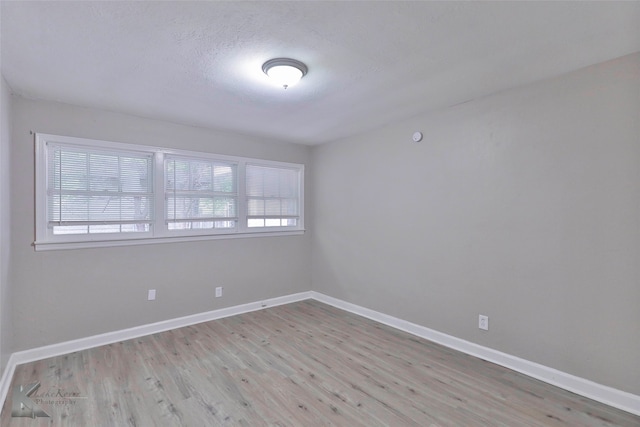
1,290 -> 638,417
310,291 -> 640,417
0,291 -> 312,408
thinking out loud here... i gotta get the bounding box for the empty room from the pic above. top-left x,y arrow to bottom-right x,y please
0,1 -> 639,426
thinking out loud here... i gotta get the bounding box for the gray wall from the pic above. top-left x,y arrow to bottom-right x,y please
10,97 -> 312,351
0,75 -> 12,373
5,53 -> 640,398
311,53 -> 640,395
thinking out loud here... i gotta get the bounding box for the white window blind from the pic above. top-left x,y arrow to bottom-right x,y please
47,143 -> 153,235
246,164 -> 300,228
165,156 -> 238,231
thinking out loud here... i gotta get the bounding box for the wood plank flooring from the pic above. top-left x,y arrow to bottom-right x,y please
1,300 -> 638,426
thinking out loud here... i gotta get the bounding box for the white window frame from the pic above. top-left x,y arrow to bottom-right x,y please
35,134 -> 304,251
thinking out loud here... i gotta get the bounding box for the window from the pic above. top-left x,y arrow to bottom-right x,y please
246,164 -> 300,228
46,143 -> 153,237
35,134 -> 304,250
165,156 -> 237,231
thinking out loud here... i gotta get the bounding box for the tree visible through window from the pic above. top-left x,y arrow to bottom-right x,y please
165,156 -> 237,230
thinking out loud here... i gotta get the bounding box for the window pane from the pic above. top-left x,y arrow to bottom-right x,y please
53,225 -> 88,235
282,199 -> 298,215
89,224 -> 122,234
265,199 -> 281,216
279,170 -> 297,197
121,196 -> 152,221
121,157 -> 151,192
167,197 -> 236,220
47,143 -> 153,236
246,164 -> 300,228
213,197 -> 236,217
246,167 -> 263,197
89,154 -> 119,192
167,220 -> 234,230
88,195 -> 120,221
263,168 -> 280,197
165,160 -> 175,190
191,161 -> 213,191
165,157 -> 238,233
248,199 -> 264,216
214,220 -> 235,229
176,160 -> 190,190
213,164 -> 234,193
51,195 -> 88,221
121,224 -> 151,233
166,158 -> 235,194
60,151 -> 88,191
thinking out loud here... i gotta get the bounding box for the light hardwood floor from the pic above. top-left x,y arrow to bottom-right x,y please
1,300 -> 638,426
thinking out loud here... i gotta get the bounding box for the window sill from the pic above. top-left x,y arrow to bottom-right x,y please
33,229 -> 306,251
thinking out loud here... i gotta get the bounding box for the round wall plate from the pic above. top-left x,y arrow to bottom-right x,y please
412,131 -> 423,142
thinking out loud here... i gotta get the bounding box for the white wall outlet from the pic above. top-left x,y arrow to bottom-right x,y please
479,314 -> 489,331
148,289 -> 156,301
215,287 -> 223,298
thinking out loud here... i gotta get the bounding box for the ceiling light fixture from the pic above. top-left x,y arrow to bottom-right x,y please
262,58 -> 308,89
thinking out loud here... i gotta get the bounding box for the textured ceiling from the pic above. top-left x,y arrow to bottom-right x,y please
1,1 -> 639,145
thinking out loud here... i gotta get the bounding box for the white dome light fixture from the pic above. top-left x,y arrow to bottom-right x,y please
262,58 -> 308,89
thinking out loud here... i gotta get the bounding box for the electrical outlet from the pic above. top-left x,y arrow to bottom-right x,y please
148,289 -> 156,301
479,315 -> 489,331
215,287 -> 223,298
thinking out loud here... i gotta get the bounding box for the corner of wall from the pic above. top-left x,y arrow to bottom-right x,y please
0,74 -> 14,376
